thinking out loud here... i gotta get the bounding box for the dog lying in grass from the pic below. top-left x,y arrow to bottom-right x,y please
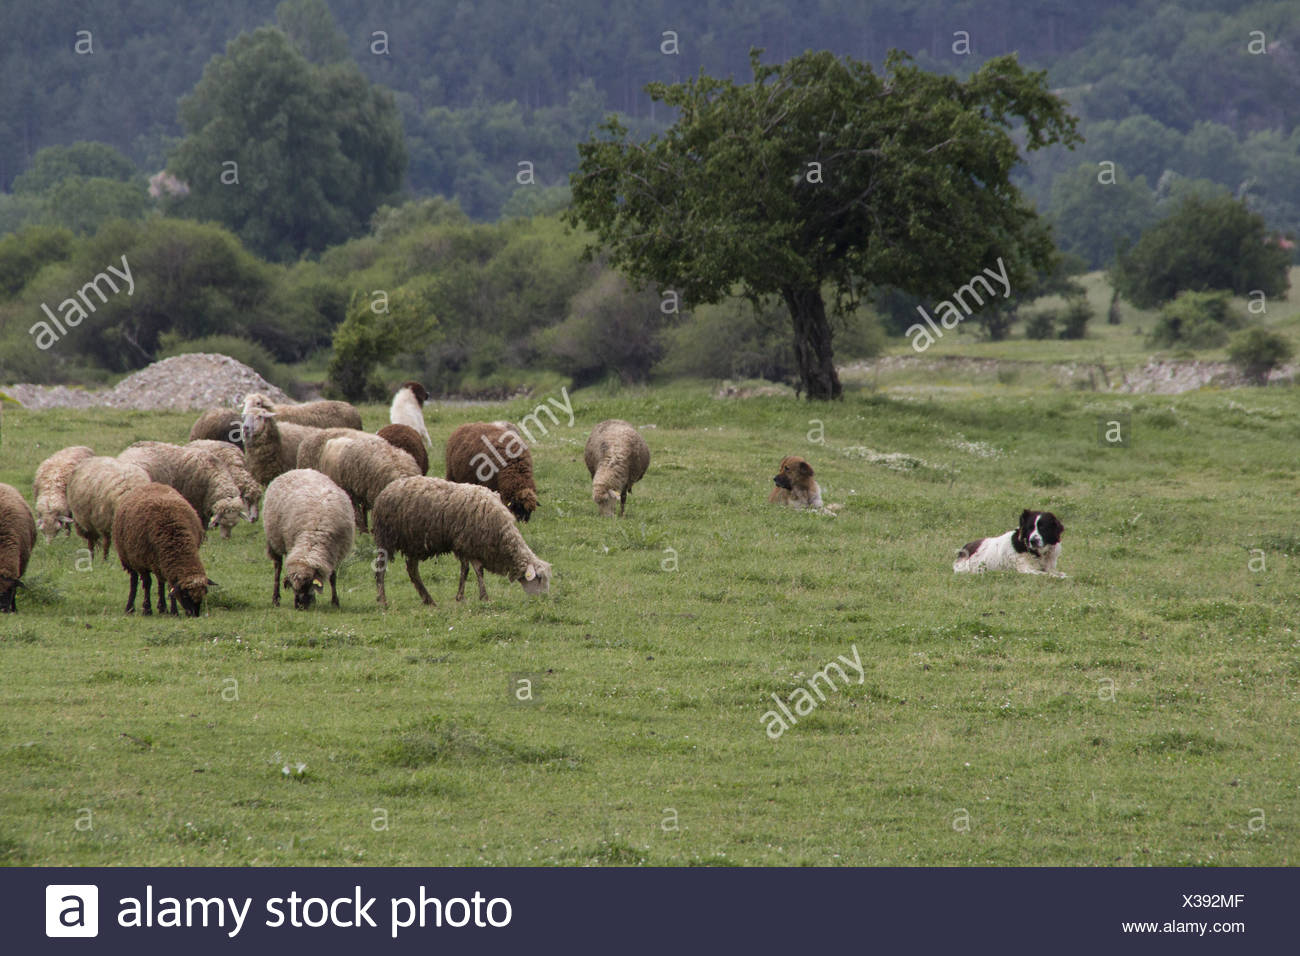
953,509 -> 1065,576
769,456 -> 828,511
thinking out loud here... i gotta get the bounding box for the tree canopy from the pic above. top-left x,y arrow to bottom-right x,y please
568,48 -> 1080,398
1112,194 -> 1292,308
166,26 -> 406,260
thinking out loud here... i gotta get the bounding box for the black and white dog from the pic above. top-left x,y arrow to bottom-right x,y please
953,509 -> 1065,576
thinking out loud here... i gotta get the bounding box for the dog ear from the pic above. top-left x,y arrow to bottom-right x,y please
798,461 -> 814,477
1019,509 -> 1033,527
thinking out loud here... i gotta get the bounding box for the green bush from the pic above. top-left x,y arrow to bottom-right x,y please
1148,290 -> 1243,349
1023,310 -> 1057,340
1227,328 -> 1294,385
1058,299 -> 1093,340
533,271 -> 667,387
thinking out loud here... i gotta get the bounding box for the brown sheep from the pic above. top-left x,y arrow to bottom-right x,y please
445,422 -> 539,521
112,483 -> 211,616
0,483 -> 37,612
377,424 -> 429,475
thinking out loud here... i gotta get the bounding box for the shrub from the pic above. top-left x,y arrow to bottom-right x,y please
1058,299 -> 1092,340
533,271 -> 667,387
1024,310 -> 1057,340
1148,290 -> 1243,349
1227,328 -> 1294,385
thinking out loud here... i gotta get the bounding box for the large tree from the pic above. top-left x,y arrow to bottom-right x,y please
167,27 -> 406,261
567,49 -> 1080,398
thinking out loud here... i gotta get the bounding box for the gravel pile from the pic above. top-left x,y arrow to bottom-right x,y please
2,354 -> 292,411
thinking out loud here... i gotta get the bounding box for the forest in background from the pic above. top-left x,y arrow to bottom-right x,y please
0,0 -> 1297,394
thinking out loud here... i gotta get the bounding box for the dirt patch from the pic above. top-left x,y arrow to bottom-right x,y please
2,354 -> 292,411
840,355 -> 1296,394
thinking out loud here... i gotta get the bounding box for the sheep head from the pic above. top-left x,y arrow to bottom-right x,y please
208,497 -> 248,539
285,565 -> 325,610
594,487 -> 620,518
518,559 -> 552,596
170,574 -> 210,617
509,488 -> 539,522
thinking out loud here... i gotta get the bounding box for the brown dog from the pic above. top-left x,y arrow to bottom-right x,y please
769,456 -> 824,510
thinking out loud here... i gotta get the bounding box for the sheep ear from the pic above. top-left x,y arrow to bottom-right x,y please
525,564 -> 537,581
312,578 -> 324,593
206,578 -> 219,588
240,509 -> 252,522
207,516 -> 219,528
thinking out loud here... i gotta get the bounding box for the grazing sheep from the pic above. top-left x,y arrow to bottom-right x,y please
111,483 -> 212,616
33,445 -> 95,540
238,402 -> 320,486
189,408 -> 244,448
445,422 -> 539,521
584,420 -> 650,517
318,434 -> 420,532
118,442 -> 249,538
262,469 -> 355,609
66,457 -> 152,559
293,426 -> 368,472
0,483 -> 37,612
389,381 -> 433,447
187,440 -> 264,521
377,424 -> 429,475
242,392 -> 362,430
372,476 -> 551,608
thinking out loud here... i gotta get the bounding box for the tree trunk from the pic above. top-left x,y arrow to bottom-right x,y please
782,285 -> 842,400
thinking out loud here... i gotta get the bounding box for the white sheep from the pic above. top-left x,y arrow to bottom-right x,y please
239,402 -> 320,486
584,420 -> 650,517
118,441 -> 249,538
33,445 -> 95,541
317,434 -> 420,532
66,456 -> 152,560
262,469 -> 355,609
187,439 -> 263,521
372,475 -> 551,607
389,381 -> 433,447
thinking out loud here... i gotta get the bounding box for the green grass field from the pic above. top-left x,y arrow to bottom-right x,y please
1,378 -> 1297,866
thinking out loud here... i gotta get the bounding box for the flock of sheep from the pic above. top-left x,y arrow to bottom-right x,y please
0,382 -> 652,616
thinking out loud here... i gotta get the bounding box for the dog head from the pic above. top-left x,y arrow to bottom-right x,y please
772,456 -> 814,491
400,381 -> 429,405
1016,509 -> 1064,554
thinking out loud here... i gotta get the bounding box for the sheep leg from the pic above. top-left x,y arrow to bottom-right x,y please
140,572 -> 153,616
456,561 -> 469,601
475,561 -> 488,601
329,570 -> 339,607
375,567 -> 388,609
158,574 -> 170,615
102,533 -> 112,560
619,490 -> 628,516
272,555 -> 282,607
405,555 -> 435,606
125,570 -> 139,614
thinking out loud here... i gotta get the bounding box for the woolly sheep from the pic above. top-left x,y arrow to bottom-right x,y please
242,392 -> 362,430
66,456 -> 152,559
262,469 -> 355,609
187,439 -> 264,521
377,424 -> 429,475
0,482 -> 37,612
189,408 -> 244,448
318,434 -> 420,532
584,419 -> 650,517
33,445 -> 95,540
118,441 -> 249,538
444,422 -> 539,521
293,427 -> 368,472
389,381 -> 433,447
238,402 -> 320,486
112,483 -> 212,616
372,476 -> 551,607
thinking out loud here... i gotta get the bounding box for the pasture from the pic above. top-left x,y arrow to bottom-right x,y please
0,380 -> 1297,865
